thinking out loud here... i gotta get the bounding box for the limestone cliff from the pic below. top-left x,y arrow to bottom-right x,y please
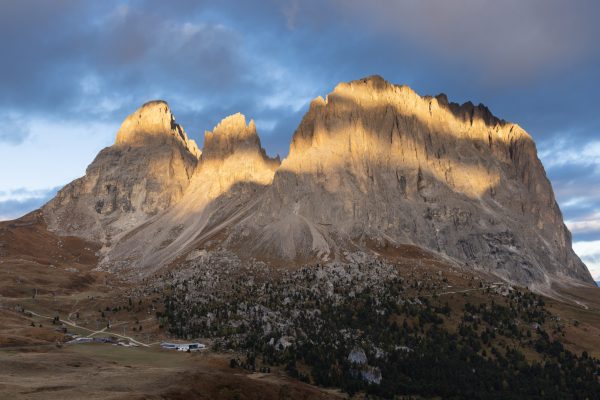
234,76 -> 592,287
43,101 -> 200,244
41,78 -> 594,289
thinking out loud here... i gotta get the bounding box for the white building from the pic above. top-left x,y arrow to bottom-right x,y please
160,342 -> 206,352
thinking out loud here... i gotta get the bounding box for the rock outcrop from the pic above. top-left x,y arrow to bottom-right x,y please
43,101 -> 200,245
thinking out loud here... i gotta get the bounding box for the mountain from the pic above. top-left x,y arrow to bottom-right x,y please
41,76 -> 593,290
101,112 -> 280,272
236,77 -> 592,289
43,101 -> 200,245
3,76 -> 599,399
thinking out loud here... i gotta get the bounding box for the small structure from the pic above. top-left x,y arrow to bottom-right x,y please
116,340 -> 139,347
160,342 -> 206,352
93,336 -> 116,344
67,337 -> 93,344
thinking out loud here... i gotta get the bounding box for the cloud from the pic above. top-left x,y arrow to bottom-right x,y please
0,1 -> 91,112
0,1 -> 254,124
566,212 -> 600,235
331,0 -> 600,83
572,241 -> 600,281
538,138 -> 600,241
0,113 -> 30,145
0,187 -> 59,221
94,7 -> 248,92
539,140 -> 600,170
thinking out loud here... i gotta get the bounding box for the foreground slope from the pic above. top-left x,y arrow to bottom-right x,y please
2,212 -> 599,398
4,243 -> 598,399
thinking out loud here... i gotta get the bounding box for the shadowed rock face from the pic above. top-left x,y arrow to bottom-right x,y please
42,101 -> 200,245
40,77 -> 593,289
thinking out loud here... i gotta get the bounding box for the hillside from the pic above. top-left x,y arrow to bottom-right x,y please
1,216 -> 598,398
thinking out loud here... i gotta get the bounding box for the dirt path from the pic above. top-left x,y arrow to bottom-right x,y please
422,287 -> 485,297
24,309 -> 150,347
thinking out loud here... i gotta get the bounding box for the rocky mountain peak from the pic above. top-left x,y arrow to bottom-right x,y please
43,100 -> 201,244
202,113 -> 277,165
115,100 -> 173,144
115,100 -> 201,158
103,112 -> 282,270
262,76 -> 592,286
325,76 -> 504,129
212,112 -> 256,137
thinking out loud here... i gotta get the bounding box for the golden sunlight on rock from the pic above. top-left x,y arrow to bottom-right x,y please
42,76 -> 592,288
43,101 -> 200,245
200,112 -> 280,198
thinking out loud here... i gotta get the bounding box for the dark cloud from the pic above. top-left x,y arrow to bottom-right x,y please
93,7 -> 248,91
1,0 -> 595,143
0,1 -> 91,111
331,0 -> 600,83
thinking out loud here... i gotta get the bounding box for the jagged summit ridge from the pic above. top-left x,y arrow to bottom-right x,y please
194,113 -> 281,195
211,112 -> 255,138
42,76 -> 594,290
332,75 -> 504,126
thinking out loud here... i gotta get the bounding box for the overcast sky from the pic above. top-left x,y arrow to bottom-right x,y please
1,0 -> 599,280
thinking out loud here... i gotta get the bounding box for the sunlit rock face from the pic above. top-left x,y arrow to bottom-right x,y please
199,113 -> 281,198
236,76 -> 591,287
115,100 -> 201,158
43,101 -> 200,245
